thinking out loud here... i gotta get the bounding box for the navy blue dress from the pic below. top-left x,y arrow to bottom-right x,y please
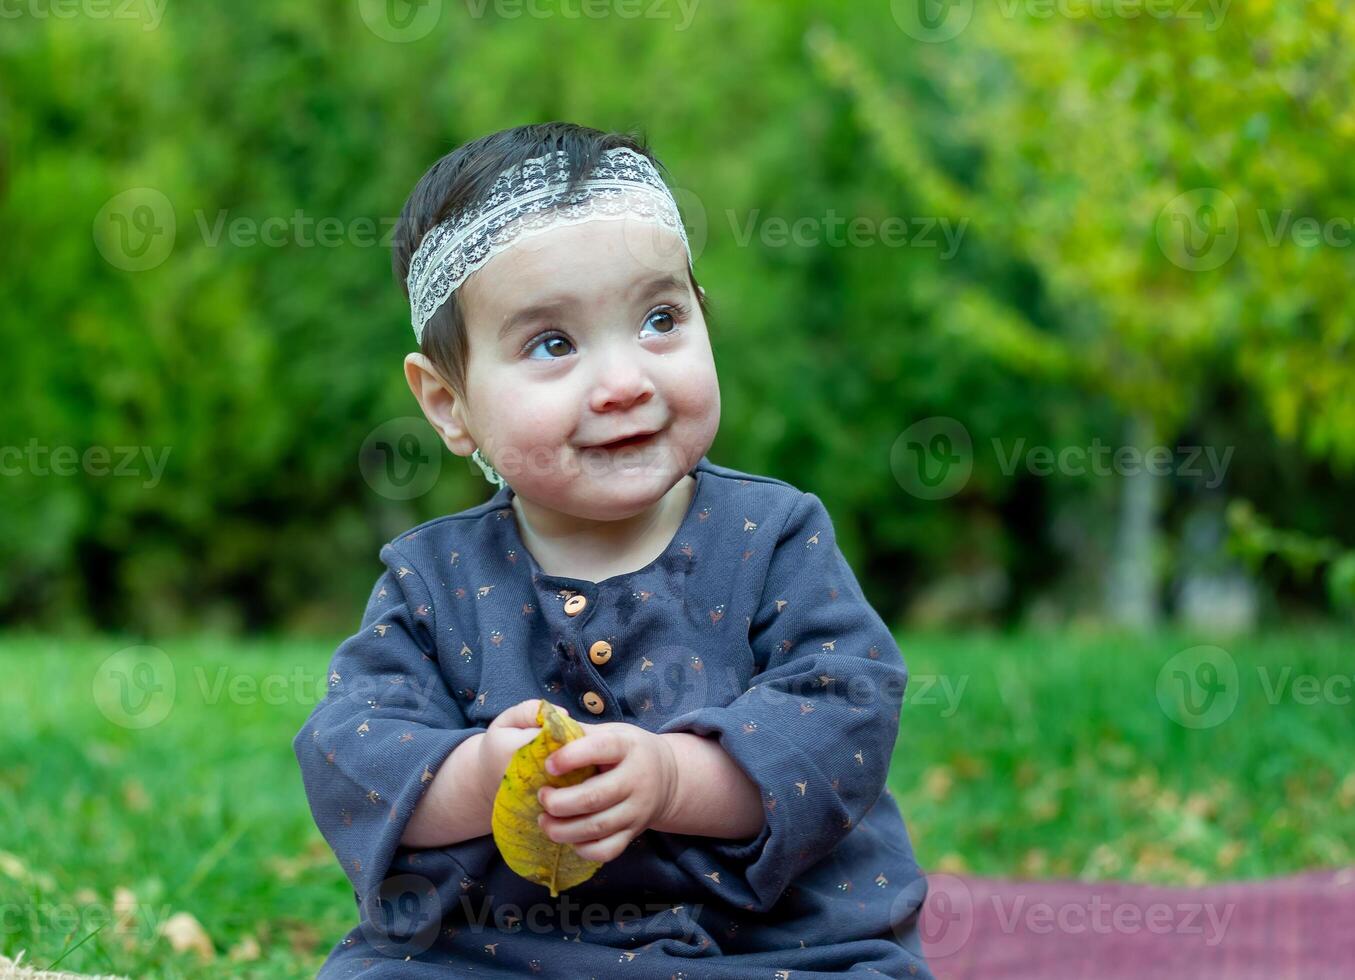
293,454 -> 934,978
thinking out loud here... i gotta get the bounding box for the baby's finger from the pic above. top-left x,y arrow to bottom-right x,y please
538,801 -> 633,846
570,827 -> 634,864
491,698 -> 566,730
538,769 -> 627,818
545,730 -> 626,777
503,726 -> 541,752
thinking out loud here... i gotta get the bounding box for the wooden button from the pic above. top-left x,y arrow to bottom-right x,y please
564,594 -> 588,616
581,690 -> 605,714
588,640 -> 613,666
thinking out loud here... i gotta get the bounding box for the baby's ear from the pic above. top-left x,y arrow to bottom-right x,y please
403,352 -> 473,455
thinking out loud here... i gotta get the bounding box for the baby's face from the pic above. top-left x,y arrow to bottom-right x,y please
454,217 -> 720,520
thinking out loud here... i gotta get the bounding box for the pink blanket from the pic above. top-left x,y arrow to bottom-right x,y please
920,868 -> 1355,979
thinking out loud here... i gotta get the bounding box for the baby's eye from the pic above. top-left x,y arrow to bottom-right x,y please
522,305 -> 687,360
640,304 -> 687,337
524,332 -> 575,360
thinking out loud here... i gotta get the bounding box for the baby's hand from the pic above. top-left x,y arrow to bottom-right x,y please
477,698 -> 560,808
536,722 -> 679,863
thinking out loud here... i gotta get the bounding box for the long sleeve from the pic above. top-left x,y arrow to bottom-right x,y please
654,491 -> 910,913
292,540 -> 483,923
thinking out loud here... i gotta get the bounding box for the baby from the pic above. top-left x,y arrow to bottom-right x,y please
293,121 -> 934,978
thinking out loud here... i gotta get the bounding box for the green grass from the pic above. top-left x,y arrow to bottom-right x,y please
889,628 -> 1355,883
1,628 -> 1351,977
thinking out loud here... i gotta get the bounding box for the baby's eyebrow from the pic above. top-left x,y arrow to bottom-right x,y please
498,300 -> 569,340
497,272 -> 688,340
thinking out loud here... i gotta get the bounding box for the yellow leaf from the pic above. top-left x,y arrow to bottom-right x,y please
491,700 -> 604,896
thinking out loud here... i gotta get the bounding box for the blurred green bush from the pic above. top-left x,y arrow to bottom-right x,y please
1,1 -> 1351,634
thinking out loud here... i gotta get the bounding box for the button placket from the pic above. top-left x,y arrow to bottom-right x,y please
553,585 -> 619,720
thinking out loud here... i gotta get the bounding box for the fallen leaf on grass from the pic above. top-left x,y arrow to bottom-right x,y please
228,934 -> 262,962
157,911 -> 214,962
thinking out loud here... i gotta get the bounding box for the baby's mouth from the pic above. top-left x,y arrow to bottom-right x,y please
602,433 -> 655,450
586,429 -> 663,451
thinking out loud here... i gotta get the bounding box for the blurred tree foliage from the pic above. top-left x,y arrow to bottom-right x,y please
0,0 -> 1350,634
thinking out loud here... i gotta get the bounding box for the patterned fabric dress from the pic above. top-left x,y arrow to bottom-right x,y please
293,454 -> 934,978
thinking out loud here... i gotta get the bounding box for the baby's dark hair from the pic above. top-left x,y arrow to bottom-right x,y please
391,121 -> 711,399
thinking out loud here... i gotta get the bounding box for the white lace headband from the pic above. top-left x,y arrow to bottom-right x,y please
406,146 -> 693,343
